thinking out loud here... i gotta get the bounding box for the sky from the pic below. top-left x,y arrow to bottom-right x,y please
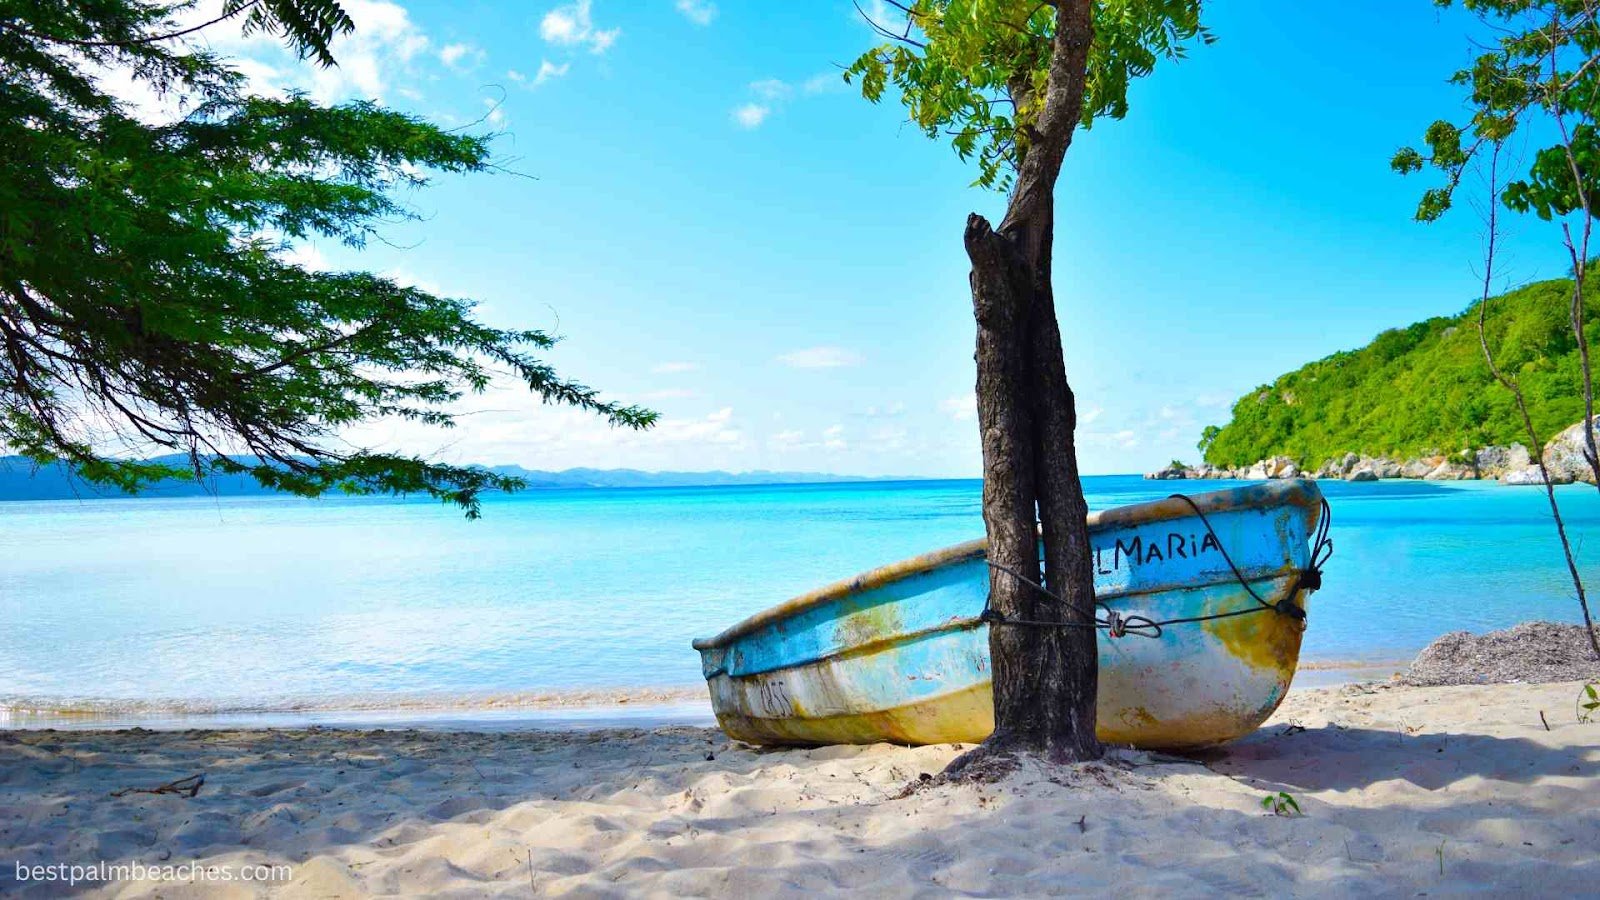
174,0 -> 1581,477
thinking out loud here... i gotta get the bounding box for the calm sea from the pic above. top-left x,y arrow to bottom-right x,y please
1,475 -> 1596,717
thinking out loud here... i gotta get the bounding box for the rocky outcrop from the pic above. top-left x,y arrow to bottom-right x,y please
1147,419 -> 1600,486
1475,444 -> 1530,479
1541,416 -> 1599,484
1145,462 -> 1189,480
1500,466 -> 1574,486
1424,459 -> 1475,480
1400,457 -> 1438,479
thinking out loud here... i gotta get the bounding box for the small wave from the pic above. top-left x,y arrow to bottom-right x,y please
0,684 -> 708,720
1297,657 -> 1407,672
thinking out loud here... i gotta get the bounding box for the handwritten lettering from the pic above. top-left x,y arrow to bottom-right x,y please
1093,530 -> 1220,575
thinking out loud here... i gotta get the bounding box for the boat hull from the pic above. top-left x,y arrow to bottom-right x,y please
693,480 -> 1325,750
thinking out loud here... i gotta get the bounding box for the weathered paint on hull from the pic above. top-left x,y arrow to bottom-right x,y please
693,480 -> 1325,750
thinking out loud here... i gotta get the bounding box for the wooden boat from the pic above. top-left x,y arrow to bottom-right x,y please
692,480 -> 1329,750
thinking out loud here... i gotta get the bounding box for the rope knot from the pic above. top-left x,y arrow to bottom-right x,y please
1105,610 -> 1128,639
1274,599 -> 1307,621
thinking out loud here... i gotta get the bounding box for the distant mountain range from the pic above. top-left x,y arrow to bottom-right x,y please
0,455 -> 894,502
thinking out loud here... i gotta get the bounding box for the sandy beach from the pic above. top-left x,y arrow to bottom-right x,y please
2,677 -> 1596,897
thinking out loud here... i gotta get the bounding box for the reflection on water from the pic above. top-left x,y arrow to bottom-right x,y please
0,476 -> 1594,713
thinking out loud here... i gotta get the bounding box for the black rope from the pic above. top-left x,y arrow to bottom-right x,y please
982,560 -> 1162,637
981,492 -> 1334,640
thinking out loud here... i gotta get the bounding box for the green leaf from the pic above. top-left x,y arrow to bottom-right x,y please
0,0 -> 654,517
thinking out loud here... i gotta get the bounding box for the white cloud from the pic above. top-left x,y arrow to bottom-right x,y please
731,102 -> 770,129
675,0 -> 717,26
540,0 -> 621,54
534,59 -> 571,85
176,0 -> 431,105
279,242 -> 330,272
295,0 -> 430,103
347,386 -> 748,470
770,429 -> 805,447
803,71 -> 846,94
506,68 -> 528,84
776,346 -> 862,368
439,42 -> 484,72
1080,405 -> 1103,425
652,361 -> 700,374
730,72 -> 840,130
856,0 -> 910,35
864,401 -> 906,418
823,424 -> 847,451
749,78 -> 790,101
653,407 -> 742,446
941,393 -> 976,421
482,96 -> 507,128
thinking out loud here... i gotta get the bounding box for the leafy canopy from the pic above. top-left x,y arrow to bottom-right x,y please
1392,0 -> 1600,222
845,0 -> 1210,191
0,0 -> 653,516
1200,269 -> 1599,468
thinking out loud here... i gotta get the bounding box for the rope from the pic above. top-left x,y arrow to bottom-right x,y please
982,492 -> 1334,640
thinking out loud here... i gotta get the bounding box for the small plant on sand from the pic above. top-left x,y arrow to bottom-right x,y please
1579,683 -> 1599,724
1260,791 -> 1301,817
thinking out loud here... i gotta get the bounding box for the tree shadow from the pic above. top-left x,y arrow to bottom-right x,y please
1192,721 -> 1597,792
1,719 -> 1596,897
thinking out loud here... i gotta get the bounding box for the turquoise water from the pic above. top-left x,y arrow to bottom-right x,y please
0,475 -> 1596,712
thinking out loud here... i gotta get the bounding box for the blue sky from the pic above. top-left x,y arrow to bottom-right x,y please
188,0 -> 1578,476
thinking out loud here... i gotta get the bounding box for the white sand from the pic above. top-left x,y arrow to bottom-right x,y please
2,681 -> 1596,897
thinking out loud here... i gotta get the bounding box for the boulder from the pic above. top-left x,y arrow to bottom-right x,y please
1373,458 -> 1403,479
1243,460 -> 1270,480
1400,456 -> 1443,479
1316,452 -> 1359,479
1501,465 -> 1575,486
1424,460 -> 1473,481
1346,468 -> 1378,482
1509,443 -> 1531,469
1145,465 -> 1187,480
1541,417 -> 1600,484
1474,446 -> 1512,478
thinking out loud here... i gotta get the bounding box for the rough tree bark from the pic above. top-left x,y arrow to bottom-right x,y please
961,0 -> 1101,764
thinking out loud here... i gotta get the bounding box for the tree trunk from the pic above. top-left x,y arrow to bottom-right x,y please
956,0 -> 1101,766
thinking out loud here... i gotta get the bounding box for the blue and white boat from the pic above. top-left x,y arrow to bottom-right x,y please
693,480 -> 1330,749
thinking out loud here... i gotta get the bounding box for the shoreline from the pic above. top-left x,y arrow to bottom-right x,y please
0,659 -> 1408,732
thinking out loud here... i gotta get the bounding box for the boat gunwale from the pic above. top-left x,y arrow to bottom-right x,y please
691,479 -> 1324,652
710,570 -> 1305,680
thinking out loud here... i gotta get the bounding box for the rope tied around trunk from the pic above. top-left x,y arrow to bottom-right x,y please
981,492 -> 1333,640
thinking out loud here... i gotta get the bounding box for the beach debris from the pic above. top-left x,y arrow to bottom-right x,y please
1280,724 -> 1307,736
1400,622 -> 1600,686
1260,791 -> 1301,817
109,773 -> 204,799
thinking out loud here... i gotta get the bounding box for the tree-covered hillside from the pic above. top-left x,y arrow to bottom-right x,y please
1199,268 -> 1598,469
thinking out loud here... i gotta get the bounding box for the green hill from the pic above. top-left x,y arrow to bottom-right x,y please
1200,267 -> 1599,469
